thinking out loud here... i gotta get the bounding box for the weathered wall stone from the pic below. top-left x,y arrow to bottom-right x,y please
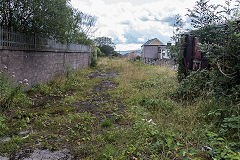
0,49 -> 91,86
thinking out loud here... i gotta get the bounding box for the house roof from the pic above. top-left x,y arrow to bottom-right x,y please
142,38 -> 164,46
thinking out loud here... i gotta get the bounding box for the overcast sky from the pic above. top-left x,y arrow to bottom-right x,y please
71,0 -> 229,51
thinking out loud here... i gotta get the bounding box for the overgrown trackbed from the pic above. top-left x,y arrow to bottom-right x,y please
1,58 -> 210,160
0,65 -> 130,159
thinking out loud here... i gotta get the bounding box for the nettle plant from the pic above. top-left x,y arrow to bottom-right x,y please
0,65 -> 30,109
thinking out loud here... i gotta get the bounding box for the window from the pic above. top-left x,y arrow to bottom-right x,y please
162,50 -> 165,56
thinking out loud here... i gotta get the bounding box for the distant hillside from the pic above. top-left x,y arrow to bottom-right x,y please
117,50 -> 141,55
120,51 -> 141,59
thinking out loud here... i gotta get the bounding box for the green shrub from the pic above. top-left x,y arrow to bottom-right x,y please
220,115 -> 240,142
176,53 -> 185,82
96,47 -> 104,57
175,68 -> 239,148
206,131 -> 240,160
90,49 -> 98,67
139,96 -> 161,111
175,69 -> 210,101
101,119 -> 113,128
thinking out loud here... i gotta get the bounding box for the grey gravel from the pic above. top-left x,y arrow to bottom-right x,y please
0,155 -> 9,160
19,131 -> 30,135
13,149 -> 73,160
88,72 -> 118,79
0,137 -> 11,142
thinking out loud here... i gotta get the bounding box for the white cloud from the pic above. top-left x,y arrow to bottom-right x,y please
71,0 -> 230,51
116,43 -> 142,51
137,38 -> 145,42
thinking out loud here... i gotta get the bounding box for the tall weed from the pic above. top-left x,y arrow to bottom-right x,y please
0,66 -> 31,110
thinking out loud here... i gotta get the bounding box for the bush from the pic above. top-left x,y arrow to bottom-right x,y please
96,47 -> 104,57
176,53 -> 185,82
175,1 -> 240,104
175,69 -> 210,101
175,68 -> 239,154
90,49 -> 98,67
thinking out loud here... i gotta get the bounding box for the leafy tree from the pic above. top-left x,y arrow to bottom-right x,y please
98,45 -> 115,57
94,37 -> 119,57
68,9 -> 96,44
168,14 -> 185,81
169,14 -> 184,59
0,0 -> 71,41
186,0 -> 221,29
172,14 -> 184,43
94,37 -> 116,48
0,0 -> 96,44
72,9 -> 96,38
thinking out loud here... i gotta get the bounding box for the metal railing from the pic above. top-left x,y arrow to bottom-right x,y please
0,27 -> 91,52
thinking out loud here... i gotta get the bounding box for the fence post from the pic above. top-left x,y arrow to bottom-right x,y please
0,26 -> 2,48
34,34 -> 36,49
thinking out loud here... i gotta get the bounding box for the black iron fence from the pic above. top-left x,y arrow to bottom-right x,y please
0,27 -> 91,52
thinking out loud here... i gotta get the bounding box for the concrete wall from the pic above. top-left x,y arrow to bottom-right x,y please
143,45 -> 158,59
0,49 -> 91,86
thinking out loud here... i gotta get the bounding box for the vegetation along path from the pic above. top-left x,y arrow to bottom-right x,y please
0,58 -> 237,159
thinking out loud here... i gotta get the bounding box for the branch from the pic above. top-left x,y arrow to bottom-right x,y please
216,61 -> 237,78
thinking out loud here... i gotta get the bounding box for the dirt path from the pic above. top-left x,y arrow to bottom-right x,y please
72,71 -> 119,114
2,70 -> 126,160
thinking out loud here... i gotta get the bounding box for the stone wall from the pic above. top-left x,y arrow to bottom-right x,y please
0,49 -> 91,86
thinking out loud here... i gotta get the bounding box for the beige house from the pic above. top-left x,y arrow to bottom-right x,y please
141,38 -> 170,62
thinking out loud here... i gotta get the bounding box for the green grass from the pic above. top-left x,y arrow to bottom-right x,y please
0,58 -> 239,159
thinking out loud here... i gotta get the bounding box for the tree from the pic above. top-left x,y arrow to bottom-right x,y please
0,0 -> 96,44
98,45 -> 115,57
67,9 -> 96,45
0,0 -> 72,41
94,37 -> 119,57
72,10 -> 96,38
186,0 -> 220,29
94,37 -> 115,48
169,14 -> 184,59
172,14 -> 184,42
